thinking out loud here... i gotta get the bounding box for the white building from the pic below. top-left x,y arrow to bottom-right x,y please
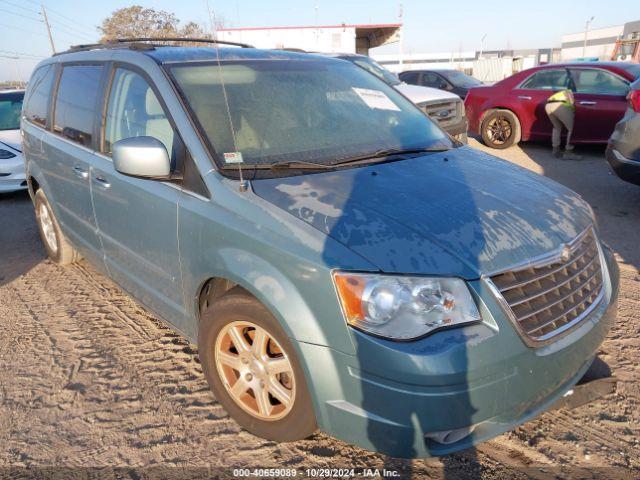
560,20 -> 640,61
216,23 -> 401,55
371,51 -> 476,73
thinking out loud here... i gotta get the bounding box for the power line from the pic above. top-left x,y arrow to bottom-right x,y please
0,0 -> 39,16
47,13 -> 97,38
0,0 -> 96,40
0,7 -> 43,24
24,0 -> 96,36
0,54 -> 42,61
47,19 -> 95,42
0,49 -> 46,59
0,21 -> 48,38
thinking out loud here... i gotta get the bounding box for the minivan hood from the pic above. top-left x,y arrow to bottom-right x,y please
0,129 -> 21,153
395,83 -> 461,104
252,147 -> 594,278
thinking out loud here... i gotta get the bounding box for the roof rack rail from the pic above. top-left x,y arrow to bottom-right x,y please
57,37 -> 253,56
113,37 -> 254,48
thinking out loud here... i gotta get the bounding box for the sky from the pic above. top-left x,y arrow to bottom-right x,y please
0,0 -> 638,82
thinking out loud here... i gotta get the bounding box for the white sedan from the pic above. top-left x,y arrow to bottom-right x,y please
0,89 -> 27,193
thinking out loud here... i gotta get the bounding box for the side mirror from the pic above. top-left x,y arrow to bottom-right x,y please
112,136 -> 171,179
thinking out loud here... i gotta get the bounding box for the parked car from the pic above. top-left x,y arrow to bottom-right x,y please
399,69 -> 482,99
606,78 -> 640,185
0,89 -> 27,193
465,62 -> 640,149
325,53 -> 468,142
22,42 -> 618,458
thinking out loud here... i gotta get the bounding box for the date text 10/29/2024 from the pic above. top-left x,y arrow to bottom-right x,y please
233,468 -> 401,478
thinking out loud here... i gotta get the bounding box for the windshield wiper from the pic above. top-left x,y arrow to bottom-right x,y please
218,147 -> 449,172
220,160 -> 335,171
269,160 -> 336,170
333,146 -> 451,166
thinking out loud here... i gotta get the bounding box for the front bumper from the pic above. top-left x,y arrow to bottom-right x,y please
0,155 -> 27,193
606,146 -> 640,186
298,248 -> 619,458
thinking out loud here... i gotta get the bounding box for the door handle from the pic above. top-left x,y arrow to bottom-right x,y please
92,176 -> 111,189
518,95 -> 532,100
72,165 -> 88,179
580,101 -> 597,106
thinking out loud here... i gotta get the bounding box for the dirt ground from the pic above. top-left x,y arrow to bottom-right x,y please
1,139 -> 639,479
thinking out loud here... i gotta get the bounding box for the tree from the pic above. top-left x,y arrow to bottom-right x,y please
98,5 -> 208,43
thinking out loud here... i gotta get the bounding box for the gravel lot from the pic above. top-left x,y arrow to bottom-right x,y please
1,139 -> 639,479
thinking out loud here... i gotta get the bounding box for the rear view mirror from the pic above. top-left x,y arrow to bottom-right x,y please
112,136 -> 171,179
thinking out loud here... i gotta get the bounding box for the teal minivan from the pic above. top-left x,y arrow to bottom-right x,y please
22,40 -> 618,458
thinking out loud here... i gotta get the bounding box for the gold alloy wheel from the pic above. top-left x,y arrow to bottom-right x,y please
486,115 -> 513,145
215,321 -> 295,421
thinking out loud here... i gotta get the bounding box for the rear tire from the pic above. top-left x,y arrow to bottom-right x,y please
198,288 -> 317,442
34,189 -> 80,265
481,109 -> 521,149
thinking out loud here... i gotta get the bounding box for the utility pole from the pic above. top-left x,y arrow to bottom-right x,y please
583,16 -> 595,58
41,5 -> 56,55
398,3 -> 403,68
479,33 -> 487,59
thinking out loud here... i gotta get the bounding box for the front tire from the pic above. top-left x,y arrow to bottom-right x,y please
481,109 -> 521,149
198,288 -> 317,442
34,189 -> 80,265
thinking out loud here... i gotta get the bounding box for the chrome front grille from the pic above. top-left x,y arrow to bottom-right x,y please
422,100 -> 461,127
489,228 -> 604,344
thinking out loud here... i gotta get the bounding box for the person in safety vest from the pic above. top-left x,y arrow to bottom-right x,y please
544,89 -> 581,160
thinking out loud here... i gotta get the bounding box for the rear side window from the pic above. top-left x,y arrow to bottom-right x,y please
53,65 -> 103,147
569,69 -> 629,96
422,72 -> 448,89
520,69 -> 571,90
24,65 -> 55,127
400,71 -> 419,85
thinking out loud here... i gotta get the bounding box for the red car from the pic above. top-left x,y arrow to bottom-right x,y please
465,62 -> 640,149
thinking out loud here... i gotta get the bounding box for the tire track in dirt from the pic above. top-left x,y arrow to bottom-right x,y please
1,194 -> 639,478
0,256 -> 549,479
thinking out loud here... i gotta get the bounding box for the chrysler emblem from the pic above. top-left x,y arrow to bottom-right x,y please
560,245 -> 572,263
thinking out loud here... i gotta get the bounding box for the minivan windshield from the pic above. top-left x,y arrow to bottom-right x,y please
170,59 -> 450,172
0,91 -> 24,131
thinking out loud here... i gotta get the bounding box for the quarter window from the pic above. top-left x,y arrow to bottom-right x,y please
520,69 -> 571,90
569,69 -> 629,96
104,68 -> 175,159
53,65 -> 103,147
24,65 -> 55,127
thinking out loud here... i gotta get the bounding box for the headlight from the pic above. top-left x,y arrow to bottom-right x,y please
333,272 -> 481,340
0,149 -> 16,159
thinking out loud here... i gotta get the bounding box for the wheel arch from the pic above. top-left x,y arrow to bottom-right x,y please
186,248 -> 344,352
27,175 -> 40,202
189,261 -> 349,434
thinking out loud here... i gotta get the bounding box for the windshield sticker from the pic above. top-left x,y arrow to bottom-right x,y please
352,87 -> 400,111
223,152 -> 244,164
